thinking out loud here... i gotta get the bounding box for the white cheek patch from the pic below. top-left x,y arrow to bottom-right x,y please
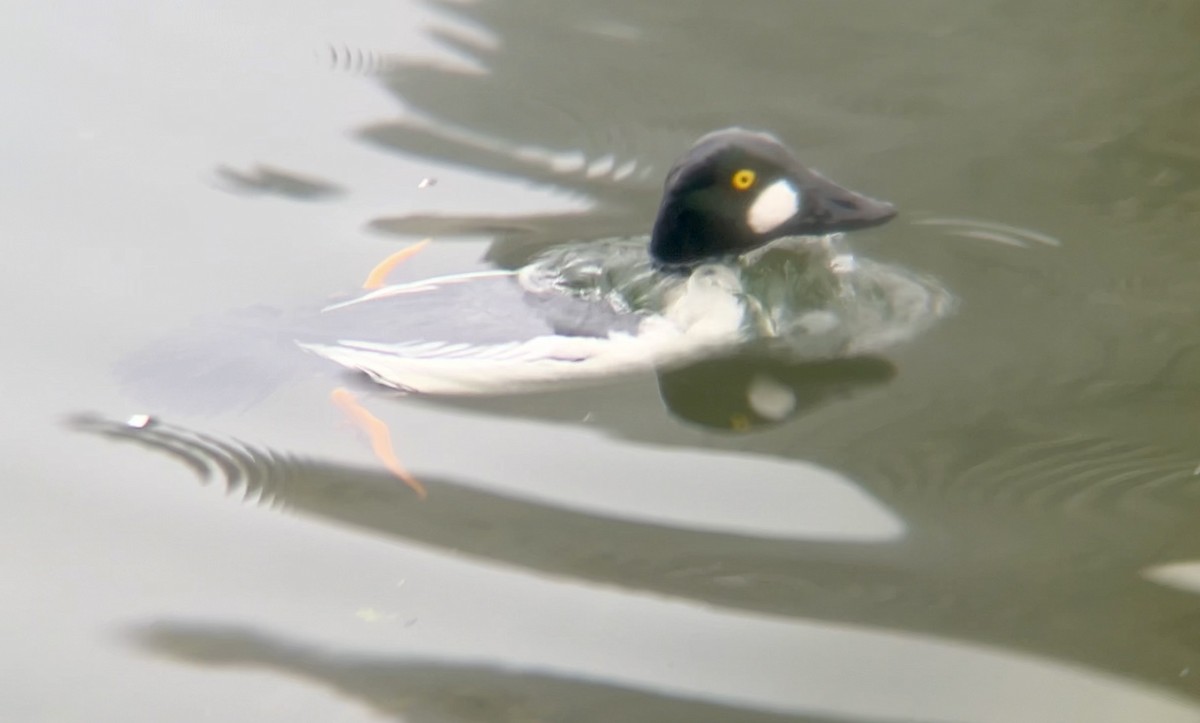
747,179 -> 800,234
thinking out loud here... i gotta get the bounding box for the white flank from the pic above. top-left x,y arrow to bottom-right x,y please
747,178 -> 800,234
300,265 -> 747,395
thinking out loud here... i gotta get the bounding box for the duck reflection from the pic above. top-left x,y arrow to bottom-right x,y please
656,354 -> 896,431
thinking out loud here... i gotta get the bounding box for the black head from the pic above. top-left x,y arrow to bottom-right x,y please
650,128 -> 897,267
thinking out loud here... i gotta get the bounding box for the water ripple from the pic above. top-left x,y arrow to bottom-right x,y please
67,413 -> 290,507
946,433 -> 1196,519
915,217 -> 1063,248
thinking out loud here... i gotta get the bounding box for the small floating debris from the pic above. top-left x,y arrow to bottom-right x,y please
417,177 -> 437,189
125,414 -> 153,429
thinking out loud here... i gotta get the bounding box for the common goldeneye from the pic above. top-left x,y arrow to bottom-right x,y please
298,128 -> 912,395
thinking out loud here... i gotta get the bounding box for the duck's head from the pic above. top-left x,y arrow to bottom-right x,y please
650,128 -> 897,267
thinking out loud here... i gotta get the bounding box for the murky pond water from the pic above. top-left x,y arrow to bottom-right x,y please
6,1 -> 1200,721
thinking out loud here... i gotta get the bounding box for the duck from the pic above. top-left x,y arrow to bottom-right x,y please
297,128 -> 903,395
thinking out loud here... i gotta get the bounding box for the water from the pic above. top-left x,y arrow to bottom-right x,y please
5,0 -> 1200,720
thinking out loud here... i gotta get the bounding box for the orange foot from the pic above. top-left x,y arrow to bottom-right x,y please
362,239 -> 431,289
330,387 -> 428,499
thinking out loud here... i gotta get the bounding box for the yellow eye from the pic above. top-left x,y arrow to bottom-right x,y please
731,169 -> 756,191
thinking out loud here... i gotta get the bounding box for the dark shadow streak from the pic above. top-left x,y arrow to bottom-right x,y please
71,414 -> 1200,702
131,622 -> 930,723
354,0 -> 915,266
213,164 -> 345,201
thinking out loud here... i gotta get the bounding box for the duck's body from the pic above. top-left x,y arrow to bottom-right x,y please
300,258 -> 747,394
299,128 -> 923,395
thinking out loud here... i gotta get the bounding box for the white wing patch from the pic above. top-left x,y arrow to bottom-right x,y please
747,179 -> 800,234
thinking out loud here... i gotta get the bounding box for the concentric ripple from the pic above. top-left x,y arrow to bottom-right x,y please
67,413 -> 294,507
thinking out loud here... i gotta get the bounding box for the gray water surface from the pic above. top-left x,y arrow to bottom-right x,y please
5,1 -> 1200,721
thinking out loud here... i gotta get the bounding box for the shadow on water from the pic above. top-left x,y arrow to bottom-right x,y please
356,0 -> 958,267
130,623 -> 919,723
73,413 -> 1200,701
356,0 -> 1200,260
212,164 -> 345,201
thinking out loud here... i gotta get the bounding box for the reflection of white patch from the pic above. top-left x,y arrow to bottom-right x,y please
747,374 -> 797,421
747,179 -> 799,234
1144,561 -> 1200,595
